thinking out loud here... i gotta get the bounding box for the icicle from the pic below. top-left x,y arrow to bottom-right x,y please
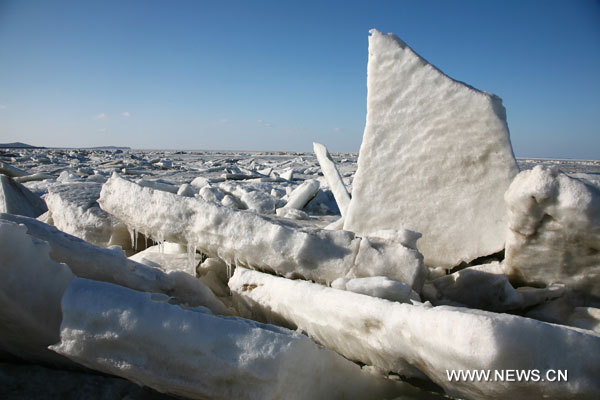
156,231 -> 164,253
128,226 -> 135,251
186,242 -> 197,276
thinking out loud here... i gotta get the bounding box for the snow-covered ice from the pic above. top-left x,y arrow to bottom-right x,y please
504,166 -> 600,297
313,142 -> 351,215
344,29 -> 518,268
51,278 -> 418,400
0,213 -> 229,315
0,219 -> 74,366
1,29 -> 599,400
44,182 -> 132,249
99,174 -> 426,289
230,267 -> 600,400
0,175 -> 48,218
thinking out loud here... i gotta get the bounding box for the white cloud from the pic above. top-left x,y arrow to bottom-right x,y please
333,127 -> 341,132
94,113 -> 107,119
121,111 -> 130,117
257,119 -> 272,127
218,118 -> 229,124
98,128 -> 107,133
0,104 -> 6,110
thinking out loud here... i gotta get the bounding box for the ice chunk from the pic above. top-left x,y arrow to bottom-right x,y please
0,213 -> 229,315
129,242 -> 203,275
51,278 -> 417,400
98,174 -> 426,289
313,142 -> 351,215
136,178 -> 178,193
230,267 -> 600,400
0,175 -> 48,218
422,262 -> 523,312
44,182 -> 131,249
281,179 -> 320,210
568,307 -> 600,333
0,220 -> 75,365
199,185 -> 225,203
332,276 -> 420,303
190,176 -> 210,189
504,166 -> 600,297
0,162 -> 28,177
275,207 -> 310,220
14,172 -> 54,183
177,183 -> 195,197
344,29 -> 518,268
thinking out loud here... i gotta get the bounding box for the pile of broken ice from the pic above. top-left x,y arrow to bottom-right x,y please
1,29 -> 599,399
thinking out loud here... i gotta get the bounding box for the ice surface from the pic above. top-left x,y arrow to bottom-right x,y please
0,174 -> 48,218
44,182 -> 131,249
99,174 -> 426,289
129,242 -> 203,275
504,166 -> 600,297
51,278 -> 417,400
0,220 -> 75,365
0,213 -> 229,315
313,142 -> 351,215
0,162 -> 28,178
332,276 -> 420,303
344,29 -> 518,268
280,178 -> 320,210
422,262 -> 523,312
230,267 -> 600,400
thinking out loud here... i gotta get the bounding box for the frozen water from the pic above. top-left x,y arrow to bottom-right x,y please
504,166 -> 600,297
313,142 -> 351,216
0,175 -> 48,218
230,267 -> 600,400
0,219 -> 75,366
344,29 -> 518,268
99,174 -> 426,289
0,213 -> 229,315
51,278 -> 416,400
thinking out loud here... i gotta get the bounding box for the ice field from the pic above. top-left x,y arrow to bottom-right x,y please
1,30 -> 600,399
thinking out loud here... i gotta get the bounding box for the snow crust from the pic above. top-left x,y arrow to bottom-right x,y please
344,29 -> 518,268
504,166 -> 600,297
99,174 -> 426,289
51,278 -> 415,400
229,267 -> 600,400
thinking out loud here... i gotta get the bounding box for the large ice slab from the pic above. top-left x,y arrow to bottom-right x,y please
504,166 -> 600,297
344,29 -> 518,268
229,267 -> 600,400
313,142 -> 351,216
45,182 -> 131,249
99,174 -> 426,289
0,213 -> 229,315
51,278 -> 419,400
0,220 -> 74,365
0,175 -> 48,218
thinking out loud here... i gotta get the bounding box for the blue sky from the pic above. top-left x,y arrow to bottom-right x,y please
0,0 -> 598,158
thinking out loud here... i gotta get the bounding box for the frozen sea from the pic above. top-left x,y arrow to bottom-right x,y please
1,147 -> 599,399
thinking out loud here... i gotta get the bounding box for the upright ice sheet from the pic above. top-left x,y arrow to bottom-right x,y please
344,29 -> 518,268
